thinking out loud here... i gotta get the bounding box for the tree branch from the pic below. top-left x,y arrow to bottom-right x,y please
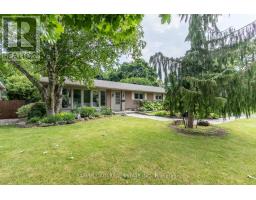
9,59 -> 45,95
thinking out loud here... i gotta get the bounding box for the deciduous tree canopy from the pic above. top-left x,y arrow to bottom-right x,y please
0,14 -> 145,114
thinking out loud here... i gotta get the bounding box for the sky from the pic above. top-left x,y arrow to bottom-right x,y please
121,14 -> 256,63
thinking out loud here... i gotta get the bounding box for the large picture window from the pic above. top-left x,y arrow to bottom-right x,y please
100,91 -> 106,106
62,88 -> 71,108
84,90 -> 91,106
73,89 -> 81,108
92,90 -> 99,107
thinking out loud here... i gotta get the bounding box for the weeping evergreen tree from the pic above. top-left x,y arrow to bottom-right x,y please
164,15 -> 256,128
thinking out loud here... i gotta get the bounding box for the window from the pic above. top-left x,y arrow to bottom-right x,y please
84,90 -> 91,106
73,89 -> 81,108
134,92 -> 144,100
101,91 -> 106,106
62,88 -> 71,108
92,91 -> 99,107
155,94 -> 163,100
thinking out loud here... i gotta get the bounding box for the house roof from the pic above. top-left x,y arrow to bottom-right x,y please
0,81 -> 5,90
40,77 -> 165,93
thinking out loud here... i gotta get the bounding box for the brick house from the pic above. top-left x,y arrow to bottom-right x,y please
40,77 -> 165,111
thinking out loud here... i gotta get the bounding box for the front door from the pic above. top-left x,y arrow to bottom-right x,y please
111,91 -> 121,111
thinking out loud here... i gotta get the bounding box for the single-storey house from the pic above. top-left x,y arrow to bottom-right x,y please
0,81 -> 5,100
40,77 -> 165,111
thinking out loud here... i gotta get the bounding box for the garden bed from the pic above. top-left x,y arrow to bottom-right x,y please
15,103 -> 113,128
171,122 -> 228,137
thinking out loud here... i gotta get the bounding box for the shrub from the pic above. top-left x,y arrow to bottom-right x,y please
208,113 -> 220,119
100,106 -> 112,115
27,102 -> 47,119
16,103 -> 34,118
71,107 -> 81,114
58,112 -> 76,121
41,115 -> 60,124
94,112 -> 101,118
28,117 -> 41,124
154,110 -> 169,117
80,107 -> 97,118
5,74 -> 40,102
41,112 -> 76,124
139,100 -> 164,111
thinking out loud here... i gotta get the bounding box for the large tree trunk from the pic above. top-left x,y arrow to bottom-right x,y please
54,84 -> 63,114
187,112 -> 194,128
45,76 -> 64,115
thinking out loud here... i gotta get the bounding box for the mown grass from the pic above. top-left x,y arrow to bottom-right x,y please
0,116 -> 256,184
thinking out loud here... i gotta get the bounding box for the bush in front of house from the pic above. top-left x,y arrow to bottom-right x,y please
27,102 -> 47,119
16,103 -> 35,118
28,117 -> 41,124
40,112 -> 76,124
100,106 -> 112,115
80,107 -> 97,118
138,100 -> 164,112
17,102 -> 47,119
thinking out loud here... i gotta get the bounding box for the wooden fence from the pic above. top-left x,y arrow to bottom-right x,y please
0,100 -> 25,119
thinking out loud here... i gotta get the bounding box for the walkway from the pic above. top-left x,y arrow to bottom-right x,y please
126,113 -> 174,121
126,113 -> 256,124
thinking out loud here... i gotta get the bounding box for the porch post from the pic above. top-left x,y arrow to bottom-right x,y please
98,91 -> 101,107
90,91 -> 93,107
81,89 -> 84,107
71,89 -> 74,109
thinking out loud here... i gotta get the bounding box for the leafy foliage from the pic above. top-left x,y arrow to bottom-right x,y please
79,107 -> 97,118
103,59 -> 160,86
5,75 -> 40,102
100,106 -> 112,115
153,110 -> 170,117
0,14 -> 145,115
16,103 -> 34,118
139,100 -> 164,111
27,102 -> 47,119
149,52 -> 182,82
164,15 -> 256,128
40,112 -> 75,124
120,77 -> 153,86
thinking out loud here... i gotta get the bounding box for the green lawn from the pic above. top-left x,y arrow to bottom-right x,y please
0,116 -> 256,184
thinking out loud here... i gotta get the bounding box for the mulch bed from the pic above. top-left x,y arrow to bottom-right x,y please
171,122 -> 229,137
